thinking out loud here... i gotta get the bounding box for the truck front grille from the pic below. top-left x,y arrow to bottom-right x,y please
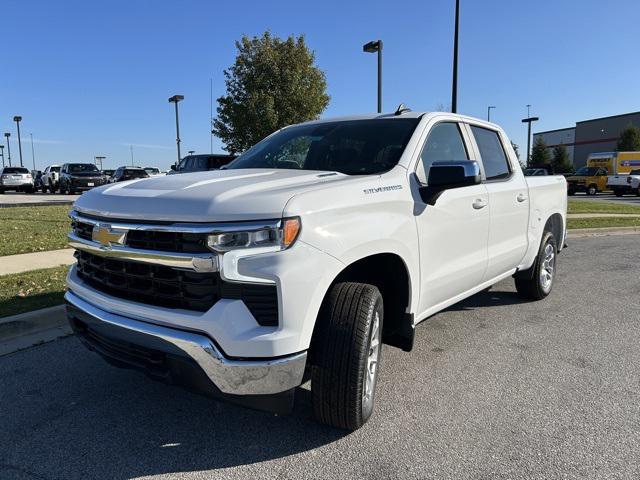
74,250 -> 278,326
72,220 -> 209,253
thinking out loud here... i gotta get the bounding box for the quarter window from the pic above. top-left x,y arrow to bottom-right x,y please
418,122 -> 468,183
470,126 -> 510,181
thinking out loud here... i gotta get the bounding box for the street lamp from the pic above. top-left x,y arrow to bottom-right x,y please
522,105 -> 539,166
30,133 -> 36,170
362,40 -> 383,113
13,116 -> 23,167
168,94 -> 184,166
487,106 -> 495,122
188,150 -> 195,156
95,156 -> 106,170
0,145 -> 4,168
4,132 -> 11,167
451,0 -> 460,113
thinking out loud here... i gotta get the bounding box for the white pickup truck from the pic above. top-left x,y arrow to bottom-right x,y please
65,111 -> 567,430
607,169 -> 640,197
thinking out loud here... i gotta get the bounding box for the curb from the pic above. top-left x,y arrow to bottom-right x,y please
0,304 -> 71,356
568,226 -> 640,238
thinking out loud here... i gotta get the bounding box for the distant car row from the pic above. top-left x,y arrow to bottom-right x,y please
0,154 -> 236,194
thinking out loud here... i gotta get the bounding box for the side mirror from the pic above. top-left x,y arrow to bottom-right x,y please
419,161 -> 481,205
170,164 -> 176,171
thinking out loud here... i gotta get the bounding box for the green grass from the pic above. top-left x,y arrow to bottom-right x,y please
0,266 -> 68,318
0,205 -> 71,256
568,216 -> 640,230
568,199 -> 640,215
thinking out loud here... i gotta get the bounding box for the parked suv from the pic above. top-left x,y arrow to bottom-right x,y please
66,111 -> 567,430
42,165 -> 62,193
167,154 -> 235,175
110,166 -> 150,182
0,166 -> 34,193
59,163 -> 108,194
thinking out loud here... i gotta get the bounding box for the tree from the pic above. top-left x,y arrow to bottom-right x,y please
551,144 -> 573,173
616,123 -> 640,151
213,32 -> 330,154
530,136 -> 551,166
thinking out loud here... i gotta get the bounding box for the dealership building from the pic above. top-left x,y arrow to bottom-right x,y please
533,111 -> 640,168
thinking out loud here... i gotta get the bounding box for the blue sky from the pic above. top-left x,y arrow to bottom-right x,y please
2,0 -> 639,171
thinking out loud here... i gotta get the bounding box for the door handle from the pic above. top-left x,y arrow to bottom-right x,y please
516,193 -> 528,203
472,198 -> 487,209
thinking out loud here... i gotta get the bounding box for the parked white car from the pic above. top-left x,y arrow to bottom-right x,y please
41,165 -> 62,193
607,168 -> 640,196
0,166 -> 34,193
65,111 -> 567,430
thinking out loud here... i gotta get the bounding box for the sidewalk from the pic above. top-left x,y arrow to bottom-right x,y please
567,213 -> 640,218
0,248 -> 75,276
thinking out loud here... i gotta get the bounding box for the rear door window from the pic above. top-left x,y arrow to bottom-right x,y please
470,126 -> 511,181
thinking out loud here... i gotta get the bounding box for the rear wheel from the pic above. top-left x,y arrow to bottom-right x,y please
515,231 -> 557,300
586,184 -> 597,196
567,188 -> 575,196
614,188 -> 623,197
311,282 -> 383,431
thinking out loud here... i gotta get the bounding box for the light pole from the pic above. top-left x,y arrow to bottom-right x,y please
363,40 -> 383,113
0,145 -> 4,168
168,94 -> 184,166
188,150 -> 195,156
522,105 -> 539,167
13,116 -> 23,167
4,132 -> 11,166
487,106 -> 495,122
30,133 -> 36,170
451,0 -> 460,113
95,156 -> 106,170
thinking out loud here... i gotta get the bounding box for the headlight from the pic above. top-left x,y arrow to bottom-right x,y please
207,217 -> 301,252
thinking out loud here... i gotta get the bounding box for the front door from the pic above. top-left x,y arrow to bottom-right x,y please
414,121 -> 490,316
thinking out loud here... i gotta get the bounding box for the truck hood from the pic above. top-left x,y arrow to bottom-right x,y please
73,168 -> 351,222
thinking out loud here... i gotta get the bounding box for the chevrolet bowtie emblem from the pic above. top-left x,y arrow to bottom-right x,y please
92,224 -> 127,248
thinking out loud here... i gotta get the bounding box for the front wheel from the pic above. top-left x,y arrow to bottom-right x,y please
614,189 -> 623,197
586,184 -> 597,196
311,282 -> 384,431
515,231 -> 557,300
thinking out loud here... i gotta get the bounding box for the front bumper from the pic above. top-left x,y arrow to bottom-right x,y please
65,290 -> 307,398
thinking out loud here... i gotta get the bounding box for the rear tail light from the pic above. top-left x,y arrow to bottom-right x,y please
26,174 -> 32,179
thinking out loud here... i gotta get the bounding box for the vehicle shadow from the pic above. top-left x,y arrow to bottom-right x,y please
444,288 -> 528,311
0,338 -> 348,479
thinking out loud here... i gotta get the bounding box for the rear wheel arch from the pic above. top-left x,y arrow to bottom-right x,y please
544,213 -> 564,250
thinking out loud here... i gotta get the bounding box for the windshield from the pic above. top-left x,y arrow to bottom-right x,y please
144,167 -> 160,175
51,166 -> 61,172
126,170 -> 149,178
227,119 -> 420,175
630,169 -> 640,175
3,167 -> 29,174
575,167 -> 599,176
68,164 -> 99,173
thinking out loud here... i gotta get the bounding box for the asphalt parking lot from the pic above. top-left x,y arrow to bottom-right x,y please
1,234 -> 639,480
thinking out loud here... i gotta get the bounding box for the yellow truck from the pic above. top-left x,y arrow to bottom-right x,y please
566,152 -> 640,195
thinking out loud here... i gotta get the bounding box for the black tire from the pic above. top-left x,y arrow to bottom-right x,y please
311,282 -> 384,431
586,184 -> 597,196
567,188 -> 575,196
515,231 -> 557,301
41,185 -> 48,193
0,188 -> 4,194
614,189 -> 623,197
636,187 -> 640,197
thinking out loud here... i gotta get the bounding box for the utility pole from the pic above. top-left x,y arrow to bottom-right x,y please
95,156 -> 106,170
0,145 -> 4,168
522,105 -> 539,167
130,145 -> 134,166
451,0 -> 460,113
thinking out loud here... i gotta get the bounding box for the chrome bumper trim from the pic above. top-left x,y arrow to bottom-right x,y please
68,233 -> 219,272
65,290 -> 307,395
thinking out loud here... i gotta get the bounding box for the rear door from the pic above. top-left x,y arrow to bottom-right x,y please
467,125 -> 529,281
414,120 -> 490,314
